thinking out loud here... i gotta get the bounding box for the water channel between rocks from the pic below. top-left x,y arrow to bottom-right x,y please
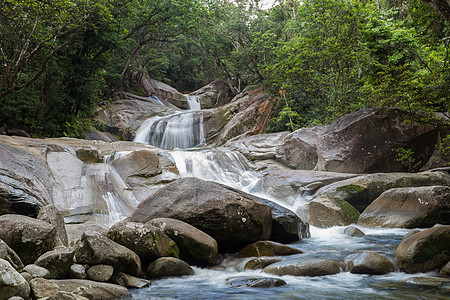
103,95 -> 448,299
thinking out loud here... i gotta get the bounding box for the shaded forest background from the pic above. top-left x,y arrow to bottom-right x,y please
0,0 -> 449,142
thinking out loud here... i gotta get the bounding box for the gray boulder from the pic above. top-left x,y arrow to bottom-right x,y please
107,221 -> 179,266
227,276 -> 286,288
344,226 -> 365,237
86,265 -> 114,282
396,225 -> 450,273
110,272 -> 151,288
0,239 -> 23,271
34,247 -> 75,279
23,264 -> 50,279
298,195 -> 359,228
345,252 -> 395,275
190,79 -> 231,108
244,257 -> 282,270
68,264 -> 86,279
148,218 -> 218,266
30,277 -> 59,298
50,291 -> 90,300
264,259 -> 341,277
0,214 -> 57,264
37,205 -> 69,247
0,259 -> 30,299
226,132 -> 289,161
74,231 -> 142,276
127,177 -> 272,251
50,279 -> 131,300
239,241 -> 302,257
147,257 -> 195,278
358,186 -> 450,228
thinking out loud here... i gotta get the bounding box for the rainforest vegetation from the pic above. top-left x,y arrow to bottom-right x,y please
0,0 -> 449,137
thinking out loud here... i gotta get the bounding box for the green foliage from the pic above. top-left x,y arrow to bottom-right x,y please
395,148 -> 416,171
441,134 -> 450,165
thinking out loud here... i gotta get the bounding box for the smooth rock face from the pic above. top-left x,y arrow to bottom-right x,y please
110,272 -> 151,288
68,264 -> 86,279
239,241 -> 302,257
148,218 -> 218,265
86,265 -> 114,282
37,205 -> 69,247
107,221 -> 179,266
0,258 -> 30,299
30,277 -> 59,298
127,177 -> 272,250
396,225 -> 450,273
226,132 -> 289,161
358,186 -> 450,228
50,279 -> 132,300
0,214 -> 57,265
227,277 -> 287,288
344,226 -> 365,237
345,252 -> 395,275
74,231 -> 142,276
0,239 -> 23,271
50,291 -> 90,300
298,195 -> 359,228
264,259 -> 341,277
315,108 -> 437,173
147,257 -> 195,278
190,79 -> 231,108
23,264 -> 50,279
244,258 -> 283,270
276,126 -> 324,170
34,247 -> 75,279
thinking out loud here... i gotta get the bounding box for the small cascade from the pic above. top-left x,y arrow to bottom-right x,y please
185,94 -> 201,110
148,95 -> 166,106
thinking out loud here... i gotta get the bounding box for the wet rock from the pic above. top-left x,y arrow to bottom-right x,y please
50,279 -> 131,300
110,272 -> 151,288
345,252 -> 395,275
239,241 -> 302,257
30,277 -> 59,298
244,257 -> 283,270
439,261 -> 450,276
264,259 -> 341,277
190,79 -> 231,108
406,276 -> 447,287
68,264 -> 86,279
298,195 -> 359,228
34,247 -> 75,279
0,239 -> 23,271
23,264 -> 50,279
148,218 -> 218,265
0,214 -> 57,264
127,177 -> 272,251
344,226 -> 365,237
143,77 -> 188,109
227,276 -> 286,288
50,291 -> 90,300
107,221 -> 179,266
312,170 -> 450,213
225,132 -> 289,161
358,186 -> 450,228
74,231 -> 142,276
276,126 -> 324,170
396,225 -> 450,273
37,205 -> 69,247
87,265 -> 114,282
0,259 -> 30,299
147,257 -> 195,278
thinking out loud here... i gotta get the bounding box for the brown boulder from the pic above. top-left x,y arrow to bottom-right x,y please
239,241 -> 302,257
264,259 -> 341,277
345,252 -> 395,275
147,257 -> 195,278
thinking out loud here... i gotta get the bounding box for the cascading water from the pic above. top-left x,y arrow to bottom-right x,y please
185,94 -> 201,110
133,95 -> 204,149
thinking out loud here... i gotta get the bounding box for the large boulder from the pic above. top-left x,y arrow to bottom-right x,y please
34,247 -> 75,279
264,259 -> 341,277
225,132 -> 289,161
0,258 -> 30,299
0,239 -> 23,271
345,252 -> 395,275
276,126 -> 325,170
148,218 -> 218,266
142,78 -> 188,109
30,278 -> 59,298
50,279 -> 131,300
396,225 -> 450,273
0,214 -> 58,264
358,186 -> 450,228
107,221 -> 179,266
227,276 -> 286,288
298,195 -> 359,228
37,205 -> 69,247
312,170 -> 450,212
190,80 -> 231,108
146,257 -> 195,278
238,241 -> 302,257
74,231 -> 142,276
127,177 -> 272,250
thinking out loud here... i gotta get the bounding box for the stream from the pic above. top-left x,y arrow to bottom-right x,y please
110,95 -> 448,299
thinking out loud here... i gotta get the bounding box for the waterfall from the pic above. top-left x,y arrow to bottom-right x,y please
133,95 -> 204,150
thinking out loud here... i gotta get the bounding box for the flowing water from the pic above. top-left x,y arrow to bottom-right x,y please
122,97 -> 449,299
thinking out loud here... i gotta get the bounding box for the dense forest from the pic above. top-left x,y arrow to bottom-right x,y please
0,0 -> 449,142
